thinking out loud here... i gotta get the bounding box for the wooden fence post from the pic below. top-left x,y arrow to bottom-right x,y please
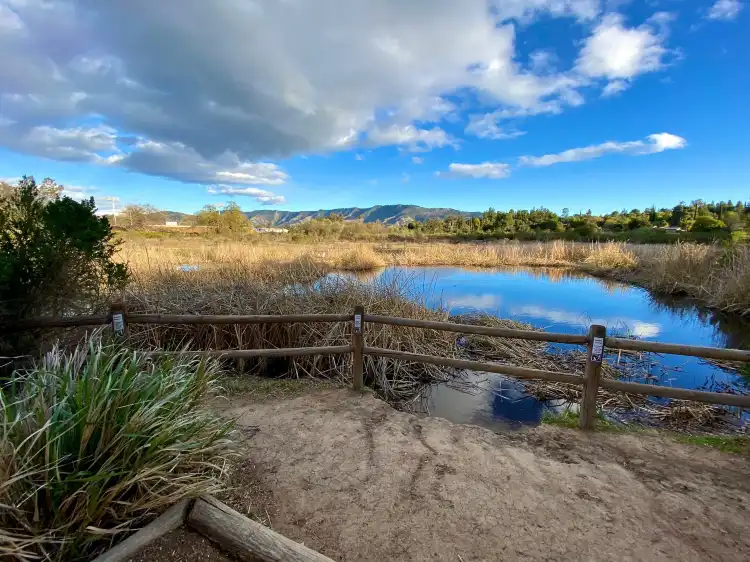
352,305 -> 364,391
580,324 -> 606,430
110,303 -> 128,338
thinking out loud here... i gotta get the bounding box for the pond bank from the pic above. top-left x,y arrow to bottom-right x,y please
215,387 -> 750,562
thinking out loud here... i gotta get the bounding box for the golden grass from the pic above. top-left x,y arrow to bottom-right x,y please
119,238 -> 750,314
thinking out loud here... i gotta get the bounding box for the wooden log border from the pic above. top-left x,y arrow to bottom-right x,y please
90,496 -> 336,562
188,496 -> 335,562
90,499 -> 190,562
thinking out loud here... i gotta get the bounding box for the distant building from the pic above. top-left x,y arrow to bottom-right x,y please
165,221 -> 179,227
255,227 -> 289,233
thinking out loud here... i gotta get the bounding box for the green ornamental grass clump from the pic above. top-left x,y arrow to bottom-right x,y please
0,333 -> 234,561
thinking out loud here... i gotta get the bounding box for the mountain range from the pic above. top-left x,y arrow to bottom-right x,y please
244,204 -> 481,227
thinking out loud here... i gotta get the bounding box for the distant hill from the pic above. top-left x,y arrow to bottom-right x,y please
244,204 -> 481,227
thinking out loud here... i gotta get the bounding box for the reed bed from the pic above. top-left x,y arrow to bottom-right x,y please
123,238 -> 750,314
126,266 -> 469,402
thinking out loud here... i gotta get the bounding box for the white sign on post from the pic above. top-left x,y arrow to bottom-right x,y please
591,336 -> 604,364
112,312 -> 125,336
354,314 -> 362,334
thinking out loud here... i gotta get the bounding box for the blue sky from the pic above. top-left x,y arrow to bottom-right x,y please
0,0 -> 747,215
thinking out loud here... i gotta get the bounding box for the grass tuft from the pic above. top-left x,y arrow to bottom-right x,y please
541,408 -> 621,431
675,434 -> 750,455
0,332 -> 234,561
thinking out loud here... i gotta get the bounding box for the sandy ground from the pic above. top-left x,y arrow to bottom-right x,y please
128,527 -> 232,562
208,388 -> 750,562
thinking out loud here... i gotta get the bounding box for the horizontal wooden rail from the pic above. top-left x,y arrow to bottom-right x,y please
364,314 -> 589,345
147,345 -> 353,359
606,336 -> 750,362
4,307 -> 750,417
364,346 -> 585,385
3,315 -> 111,330
600,379 -> 750,408
127,313 -> 352,325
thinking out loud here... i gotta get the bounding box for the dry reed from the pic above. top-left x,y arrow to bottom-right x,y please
121,239 -> 750,314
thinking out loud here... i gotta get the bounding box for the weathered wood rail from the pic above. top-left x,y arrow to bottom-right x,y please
5,304 -> 750,429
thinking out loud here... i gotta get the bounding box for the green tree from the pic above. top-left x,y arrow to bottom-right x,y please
196,204 -> 222,229
670,203 -> 685,227
220,202 -> 251,233
0,176 -> 129,324
690,215 -> 726,232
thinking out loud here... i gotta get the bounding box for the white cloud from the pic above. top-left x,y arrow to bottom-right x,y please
440,162 -> 512,179
465,113 -> 526,140
707,0 -> 743,20
576,13 -> 670,81
446,294 -> 503,309
354,154 -> 364,161
61,184 -> 97,201
207,186 -> 286,205
0,124 -> 121,163
601,79 -> 630,97
118,139 -> 288,186
630,321 -> 661,338
518,132 -> 687,167
493,0 -> 601,23
412,156 -> 424,164
508,305 -> 662,337
0,3 -> 23,32
0,0 -> 630,178
367,124 -> 458,152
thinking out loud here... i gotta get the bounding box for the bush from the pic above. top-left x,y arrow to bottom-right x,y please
0,176 -> 129,321
0,334 -> 234,561
690,215 -> 726,233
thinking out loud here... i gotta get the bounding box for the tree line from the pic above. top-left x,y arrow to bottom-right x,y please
406,200 -> 750,240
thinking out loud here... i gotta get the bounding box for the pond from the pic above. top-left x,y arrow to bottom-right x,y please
355,266 -> 750,432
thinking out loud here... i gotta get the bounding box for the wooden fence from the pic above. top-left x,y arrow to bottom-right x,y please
5,304 -> 750,429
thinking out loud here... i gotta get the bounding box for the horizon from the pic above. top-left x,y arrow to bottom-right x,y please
1,1 -> 748,215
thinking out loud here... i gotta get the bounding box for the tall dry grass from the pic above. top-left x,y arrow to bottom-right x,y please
625,244 -> 750,314
120,238 -> 750,314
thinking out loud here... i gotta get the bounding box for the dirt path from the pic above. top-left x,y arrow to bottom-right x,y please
216,389 -> 750,562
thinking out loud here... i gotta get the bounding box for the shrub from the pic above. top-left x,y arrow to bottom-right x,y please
0,176 -> 129,322
0,334 -> 234,561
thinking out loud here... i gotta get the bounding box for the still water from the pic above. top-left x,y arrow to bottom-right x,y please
357,267 -> 750,431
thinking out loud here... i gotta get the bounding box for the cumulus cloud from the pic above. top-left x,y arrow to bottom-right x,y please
0,3 -> 23,32
493,0 -> 601,23
117,139 -> 288,187
0,124 -> 121,163
412,156 -> 424,164
707,0 -> 743,20
61,184 -> 97,201
465,113 -> 526,139
576,13 -> 670,81
367,124 -> 458,152
518,132 -> 686,167
207,185 -> 286,205
0,0 -> 680,191
0,2 -> 628,163
601,79 -> 630,97
439,162 -> 512,179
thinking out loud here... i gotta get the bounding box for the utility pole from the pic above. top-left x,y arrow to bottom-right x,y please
100,196 -> 120,226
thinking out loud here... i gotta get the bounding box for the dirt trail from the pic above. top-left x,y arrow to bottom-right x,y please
216,389 -> 750,562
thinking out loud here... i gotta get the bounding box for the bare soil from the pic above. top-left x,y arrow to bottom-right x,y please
214,388 -> 750,562
128,527 -> 233,562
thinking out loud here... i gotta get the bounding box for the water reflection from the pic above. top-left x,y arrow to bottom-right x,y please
362,266 -> 750,430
